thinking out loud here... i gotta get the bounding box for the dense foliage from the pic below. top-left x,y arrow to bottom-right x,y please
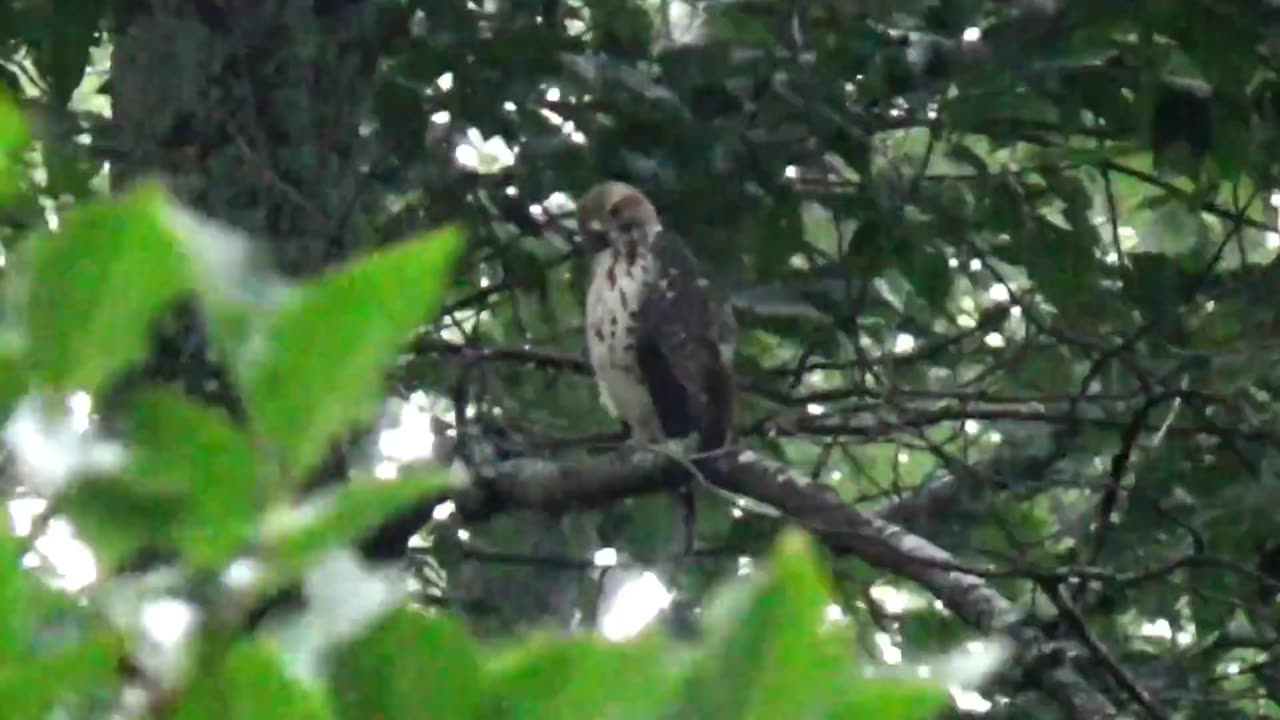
0,116 -> 948,717
4,0 -> 1280,717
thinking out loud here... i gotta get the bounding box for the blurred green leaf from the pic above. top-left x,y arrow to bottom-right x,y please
482,633 -> 679,720
267,470 -> 450,576
0,533 -> 31,661
239,225 -> 463,481
174,640 -> 333,720
21,184 -> 190,393
831,679 -> 951,720
332,608 -> 481,720
0,91 -> 28,201
60,476 -> 185,570
123,388 -> 263,569
0,351 -> 28,423
0,629 -> 120,720
672,529 -> 858,719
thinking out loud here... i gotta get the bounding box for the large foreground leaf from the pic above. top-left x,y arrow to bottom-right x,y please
21,184 -> 190,393
238,226 -> 463,481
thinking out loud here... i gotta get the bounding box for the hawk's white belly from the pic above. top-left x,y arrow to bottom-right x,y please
585,248 -> 665,442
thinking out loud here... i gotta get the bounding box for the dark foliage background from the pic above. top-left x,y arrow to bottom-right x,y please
5,0 -> 1280,717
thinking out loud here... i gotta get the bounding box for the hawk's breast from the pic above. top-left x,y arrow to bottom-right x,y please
585,246 -> 664,441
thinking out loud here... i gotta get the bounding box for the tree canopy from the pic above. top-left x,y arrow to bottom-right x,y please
3,0 -> 1280,718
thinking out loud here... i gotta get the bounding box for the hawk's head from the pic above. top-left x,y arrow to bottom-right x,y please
576,181 -> 661,255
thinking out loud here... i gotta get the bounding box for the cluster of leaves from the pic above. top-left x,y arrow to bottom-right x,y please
8,0 -> 1280,715
363,2 -> 1280,715
0,97 -> 952,719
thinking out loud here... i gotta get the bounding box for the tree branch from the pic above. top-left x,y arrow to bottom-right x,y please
377,443 -> 1123,718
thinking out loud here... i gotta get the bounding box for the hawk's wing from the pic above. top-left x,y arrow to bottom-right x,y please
635,229 -> 736,450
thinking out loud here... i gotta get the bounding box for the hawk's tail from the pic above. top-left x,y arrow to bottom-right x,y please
673,355 -> 735,555
697,354 -> 735,453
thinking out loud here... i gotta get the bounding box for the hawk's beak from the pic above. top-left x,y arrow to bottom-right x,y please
581,219 -> 611,253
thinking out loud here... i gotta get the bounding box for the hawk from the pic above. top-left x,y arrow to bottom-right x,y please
577,181 -> 737,551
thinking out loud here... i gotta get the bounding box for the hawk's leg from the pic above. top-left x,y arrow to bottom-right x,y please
614,428 -> 698,557
675,483 -> 696,557
605,422 -> 631,445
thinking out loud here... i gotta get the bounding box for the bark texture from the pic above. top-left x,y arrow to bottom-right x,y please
108,0 -> 380,410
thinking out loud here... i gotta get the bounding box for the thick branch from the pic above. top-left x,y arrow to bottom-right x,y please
380,444 -> 1122,718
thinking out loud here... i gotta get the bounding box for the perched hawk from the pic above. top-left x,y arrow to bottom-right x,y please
578,181 -> 737,550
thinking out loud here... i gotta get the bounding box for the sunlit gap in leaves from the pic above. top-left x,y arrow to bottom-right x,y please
122,596 -> 200,688
1139,617 -> 1196,647
5,390 -> 109,591
269,549 -> 411,682
941,639 -> 1014,714
1267,189 -> 1280,249
373,389 -> 446,480
537,87 -> 588,145
4,386 -> 450,591
875,632 -> 902,665
892,332 -> 917,354
598,567 -> 674,642
640,0 -> 706,49
872,638 -> 1006,714
592,547 -> 679,642
440,309 -> 487,345
863,582 -> 1003,712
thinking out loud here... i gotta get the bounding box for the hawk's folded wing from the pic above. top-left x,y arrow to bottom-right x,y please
635,229 -> 736,450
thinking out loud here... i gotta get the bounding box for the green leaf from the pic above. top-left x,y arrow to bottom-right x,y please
59,476 -> 185,570
331,608 -> 481,720
0,92 -> 25,151
830,678 -> 951,720
21,184 -> 190,393
239,225 -> 463,480
266,470 -> 450,576
174,640 -> 333,720
801,201 -> 840,254
0,530 -> 120,716
0,630 -> 120,720
671,529 -> 853,719
0,350 -> 28,422
0,532 -> 31,660
122,388 -> 263,569
482,633 -> 679,720
0,91 -> 28,201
